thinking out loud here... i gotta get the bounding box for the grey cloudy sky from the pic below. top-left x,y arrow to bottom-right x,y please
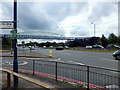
0,0 -> 119,38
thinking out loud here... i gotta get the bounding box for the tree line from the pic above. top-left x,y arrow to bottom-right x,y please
1,33 -> 120,49
25,41 -> 69,47
99,33 -> 120,47
24,33 -> 120,48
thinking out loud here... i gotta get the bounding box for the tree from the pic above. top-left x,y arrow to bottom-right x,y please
100,34 -> 108,47
117,36 -> 120,45
2,37 -> 12,49
108,33 -> 118,44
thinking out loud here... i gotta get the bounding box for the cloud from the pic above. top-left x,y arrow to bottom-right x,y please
88,2 -> 117,22
1,2 -> 13,20
1,1 -> 118,38
59,2 -> 118,37
18,2 -> 59,32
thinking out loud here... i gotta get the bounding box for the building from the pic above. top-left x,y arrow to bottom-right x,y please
67,37 -> 100,47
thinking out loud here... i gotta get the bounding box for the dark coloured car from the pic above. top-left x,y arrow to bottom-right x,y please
113,50 -> 120,60
92,45 -> 104,49
106,45 -> 120,49
55,46 -> 64,50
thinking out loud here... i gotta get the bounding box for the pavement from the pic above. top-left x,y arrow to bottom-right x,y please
1,68 -> 85,90
1,50 -> 86,90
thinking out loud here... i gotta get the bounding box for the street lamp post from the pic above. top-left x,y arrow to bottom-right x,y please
91,23 -> 95,37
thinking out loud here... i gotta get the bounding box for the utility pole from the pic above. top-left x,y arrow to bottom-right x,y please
91,23 -> 96,37
13,0 -> 18,88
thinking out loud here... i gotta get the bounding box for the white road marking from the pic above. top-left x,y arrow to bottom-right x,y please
49,58 -> 61,61
18,61 -> 28,65
25,58 -> 41,60
100,58 -> 119,62
9,61 -> 28,65
25,57 -> 63,62
2,61 -> 28,66
68,60 -> 85,65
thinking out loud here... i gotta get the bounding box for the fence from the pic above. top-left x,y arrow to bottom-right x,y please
32,59 -> 120,90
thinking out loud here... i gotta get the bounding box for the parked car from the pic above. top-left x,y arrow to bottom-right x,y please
114,45 -> 120,49
64,46 -> 69,49
86,46 -> 92,49
92,45 -> 104,49
28,46 -> 35,50
55,46 -> 64,50
49,46 -> 53,48
113,50 -> 120,60
43,46 -> 46,48
106,45 -> 120,49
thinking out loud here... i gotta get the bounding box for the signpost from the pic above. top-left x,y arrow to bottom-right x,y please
1,0 -> 18,88
10,29 -> 17,39
0,21 -> 14,29
13,0 -> 18,88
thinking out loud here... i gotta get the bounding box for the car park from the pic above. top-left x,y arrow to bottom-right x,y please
113,50 -> 120,60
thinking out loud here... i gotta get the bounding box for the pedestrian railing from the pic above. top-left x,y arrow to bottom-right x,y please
0,68 -> 56,89
32,59 -> 120,90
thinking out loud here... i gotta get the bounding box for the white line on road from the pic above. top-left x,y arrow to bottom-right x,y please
25,58 -> 42,60
18,61 -> 28,65
48,58 -> 61,61
9,61 -> 28,65
100,58 -> 119,62
68,60 -> 85,65
3,61 -> 28,65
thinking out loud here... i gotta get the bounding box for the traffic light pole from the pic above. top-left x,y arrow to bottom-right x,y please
13,0 -> 18,88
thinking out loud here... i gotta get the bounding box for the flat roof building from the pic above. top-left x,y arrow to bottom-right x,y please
67,37 -> 100,47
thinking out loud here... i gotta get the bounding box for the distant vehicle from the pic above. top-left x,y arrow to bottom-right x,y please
106,45 -> 120,49
28,46 -> 35,50
64,46 -> 69,49
92,45 -> 104,49
43,46 -> 46,48
49,46 -> 53,48
56,46 -> 64,50
86,46 -> 92,49
22,46 -> 26,48
113,50 -> 120,60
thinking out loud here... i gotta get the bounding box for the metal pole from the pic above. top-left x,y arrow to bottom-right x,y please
55,62 -> 58,81
13,0 -> 18,88
7,72 -> 11,88
91,22 -> 96,37
94,24 -> 95,37
33,60 -> 35,75
87,66 -> 89,90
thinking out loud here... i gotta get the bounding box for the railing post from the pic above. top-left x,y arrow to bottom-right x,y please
33,60 -> 35,75
55,62 -> 58,81
7,72 -> 11,88
87,66 -> 89,90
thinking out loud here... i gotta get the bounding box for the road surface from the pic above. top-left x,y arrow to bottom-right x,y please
35,48 -> 119,70
2,48 -> 120,89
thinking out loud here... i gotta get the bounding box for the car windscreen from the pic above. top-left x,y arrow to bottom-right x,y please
115,50 -> 120,54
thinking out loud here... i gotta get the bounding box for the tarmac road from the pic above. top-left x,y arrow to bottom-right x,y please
35,48 -> 119,70
2,48 -> 120,89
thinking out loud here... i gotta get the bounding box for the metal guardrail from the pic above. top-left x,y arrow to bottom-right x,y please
32,59 -> 120,90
